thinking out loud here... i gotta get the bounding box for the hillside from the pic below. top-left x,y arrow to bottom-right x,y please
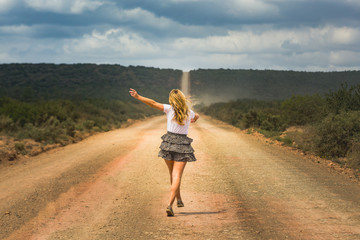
190,69 -> 360,104
0,64 -> 182,103
2,64 -> 360,104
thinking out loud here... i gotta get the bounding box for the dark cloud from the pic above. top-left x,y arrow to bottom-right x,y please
276,1 -> 360,27
0,0 -> 359,70
114,0 -> 360,27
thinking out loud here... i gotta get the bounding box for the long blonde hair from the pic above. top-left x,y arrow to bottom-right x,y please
169,89 -> 189,126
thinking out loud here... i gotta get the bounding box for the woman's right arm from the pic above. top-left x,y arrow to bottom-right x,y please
191,113 -> 200,123
129,88 -> 164,111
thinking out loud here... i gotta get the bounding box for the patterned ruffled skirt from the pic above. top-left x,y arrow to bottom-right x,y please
158,131 -> 197,162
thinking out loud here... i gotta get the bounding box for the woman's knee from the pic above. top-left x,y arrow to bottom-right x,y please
172,174 -> 182,182
171,183 -> 180,192
171,179 -> 182,191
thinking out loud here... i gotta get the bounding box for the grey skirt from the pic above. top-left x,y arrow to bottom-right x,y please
158,131 -> 197,162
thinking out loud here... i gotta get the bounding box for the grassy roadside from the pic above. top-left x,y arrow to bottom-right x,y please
0,97 -> 159,163
197,83 -> 360,173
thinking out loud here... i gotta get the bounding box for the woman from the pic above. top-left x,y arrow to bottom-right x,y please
129,88 -> 199,217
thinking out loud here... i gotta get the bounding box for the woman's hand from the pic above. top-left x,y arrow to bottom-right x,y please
129,88 -> 163,111
129,88 -> 139,99
191,113 -> 200,123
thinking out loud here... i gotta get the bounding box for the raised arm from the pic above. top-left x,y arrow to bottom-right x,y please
129,88 -> 164,111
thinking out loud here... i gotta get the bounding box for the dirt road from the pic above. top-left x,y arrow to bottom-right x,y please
1,116 -> 360,240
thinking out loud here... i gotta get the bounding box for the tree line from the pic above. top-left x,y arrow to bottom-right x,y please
190,69 -> 360,102
0,63 -> 181,103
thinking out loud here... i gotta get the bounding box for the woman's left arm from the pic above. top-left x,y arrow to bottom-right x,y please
129,88 -> 164,111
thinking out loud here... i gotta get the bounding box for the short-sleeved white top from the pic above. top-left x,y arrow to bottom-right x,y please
163,104 -> 195,135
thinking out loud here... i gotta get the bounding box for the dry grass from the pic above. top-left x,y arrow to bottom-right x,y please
284,125 -> 319,154
347,142 -> 360,170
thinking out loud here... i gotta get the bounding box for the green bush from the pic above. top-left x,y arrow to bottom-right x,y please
61,118 -> 76,137
0,98 -> 38,126
83,120 -> 95,130
15,142 -> 27,154
316,111 -> 360,158
244,109 -> 284,131
244,110 -> 261,129
0,115 -> 15,133
281,94 -> 326,125
19,117 -> 68,144
202,99 -> 284,131
326,83 -> 360,114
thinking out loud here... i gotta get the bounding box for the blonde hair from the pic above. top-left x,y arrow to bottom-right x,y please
169,89 -> 189,126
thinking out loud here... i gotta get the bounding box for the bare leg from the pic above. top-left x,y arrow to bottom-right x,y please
164,160 -> 182,201
167,161 -> 187,207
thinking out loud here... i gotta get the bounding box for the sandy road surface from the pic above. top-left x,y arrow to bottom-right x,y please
1,115 -> 360,240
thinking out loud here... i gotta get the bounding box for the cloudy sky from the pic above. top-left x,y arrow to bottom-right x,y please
0,0 -> 359,71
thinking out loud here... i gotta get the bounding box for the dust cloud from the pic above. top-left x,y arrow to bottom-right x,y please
181,71 -> 251,107
181,72 -> 190,97
181,71 -> 196,108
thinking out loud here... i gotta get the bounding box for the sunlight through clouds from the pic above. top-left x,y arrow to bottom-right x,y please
227,0 -> 279,16
173,26 -> 360,54
115,7 -> 176,29
64,28 -> 159,57
0,0 -> 18,12
328,27 -> 360,45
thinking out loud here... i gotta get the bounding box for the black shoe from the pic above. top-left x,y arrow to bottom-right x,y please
166,206 -> 174,217
177,200 -> 184,208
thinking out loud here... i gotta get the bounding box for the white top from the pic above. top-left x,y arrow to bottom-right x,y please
163,104 -> 195,135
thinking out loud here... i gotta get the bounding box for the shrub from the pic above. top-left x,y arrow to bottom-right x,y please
61,118 -> 76,137
244,110 -> 261,129
83,120 -> 95,130
285,126 -> 319,153
347,142 -> 360,170
274,136 -> 293,146
281,94 -> 326,125
244,109 -> 284,132
257,129 -> 281,138
0,115 -> 14,133
15,142 -> 27,155
326,83 -> 360,114
18,117 -> 68,144
0,99 -> 38,127
316,111 -> 360,158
